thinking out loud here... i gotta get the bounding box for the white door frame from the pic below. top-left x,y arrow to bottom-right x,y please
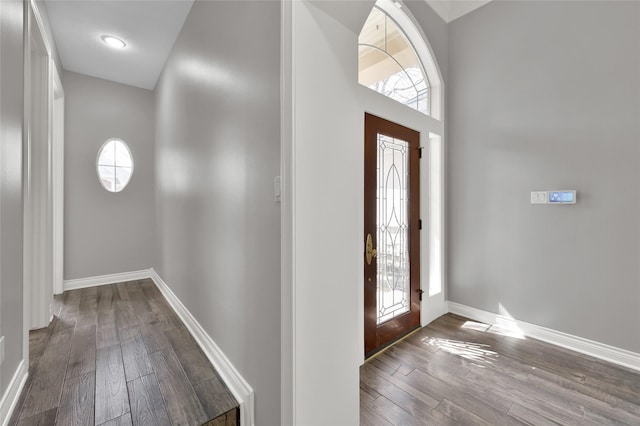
0,0 -> 3,391
52,66 -> 64,296
23,0 -> 56,350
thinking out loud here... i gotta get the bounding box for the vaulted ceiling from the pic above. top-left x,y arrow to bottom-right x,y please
45,0 -> 194,90
43,0 -> 491,91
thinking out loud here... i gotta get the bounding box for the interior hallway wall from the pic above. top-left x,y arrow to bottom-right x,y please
283,1 -> 448,424
286,2 -> 364,423
447,0 -> 640,352
63,71 -> 155,280
154,2 -> 281,425
0,0 -> 24,395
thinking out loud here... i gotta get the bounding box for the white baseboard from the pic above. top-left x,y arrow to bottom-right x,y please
63,269 -> 152,291
149,268 -> 254,426
0,361 -> 28,426
448,302 -> 640,372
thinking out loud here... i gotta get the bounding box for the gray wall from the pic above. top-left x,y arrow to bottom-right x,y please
447,1 -> 640,352
154,2 -> 281,425
0,0 -> 24,393
63,71 -> 155,280
406,0 -> 448,85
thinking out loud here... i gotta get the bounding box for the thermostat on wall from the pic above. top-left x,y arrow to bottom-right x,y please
531,190 -> 576,205
549,190 -> 576,204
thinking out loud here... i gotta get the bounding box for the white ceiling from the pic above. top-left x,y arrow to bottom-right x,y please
44,0 -> 488,91
45,0 -> 194,90
425,0 -> 492,23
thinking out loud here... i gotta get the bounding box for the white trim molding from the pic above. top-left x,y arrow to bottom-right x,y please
448,302 -> 640,373
149,269 -> 255,426
0,361 -> 28,426
280,0 -> 295,422
51,62 -> 65,296
63,269 -> 151,291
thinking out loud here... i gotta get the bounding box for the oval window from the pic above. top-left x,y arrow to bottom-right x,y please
97,138 -> 133,192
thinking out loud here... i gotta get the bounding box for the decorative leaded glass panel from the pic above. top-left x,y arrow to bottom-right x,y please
359,7 -> 430,115
376,133 -> 410,324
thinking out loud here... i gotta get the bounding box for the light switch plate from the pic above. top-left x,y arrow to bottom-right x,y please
532,190 -> 576,205
0,336 -> 5,365
274,176 -> 281,203
531,191 -> 548,204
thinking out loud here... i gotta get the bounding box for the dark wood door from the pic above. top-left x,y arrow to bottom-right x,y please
364,113 -> 421,357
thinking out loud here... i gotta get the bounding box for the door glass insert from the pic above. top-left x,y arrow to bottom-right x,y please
377,133 -> 410,324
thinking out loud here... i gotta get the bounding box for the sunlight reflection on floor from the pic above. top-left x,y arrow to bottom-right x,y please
461,320 -> 490,332
421,336 -> 498,364
460,320 -> 526,339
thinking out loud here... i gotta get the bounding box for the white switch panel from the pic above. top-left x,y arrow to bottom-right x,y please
532,190 -> 576,205
0,336 -> 5,365
531,191 -> 548,204
274,176 -> 281,203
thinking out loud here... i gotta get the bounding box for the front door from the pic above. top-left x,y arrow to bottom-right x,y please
364,113 -> 421,357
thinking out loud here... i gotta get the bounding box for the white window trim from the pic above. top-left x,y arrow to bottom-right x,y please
375,0 -> 444,120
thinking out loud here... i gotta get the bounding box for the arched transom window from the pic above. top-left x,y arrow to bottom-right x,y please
358,0 -> 441,119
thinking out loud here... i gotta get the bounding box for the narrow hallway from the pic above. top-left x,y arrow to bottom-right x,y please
9,280 -> 238,426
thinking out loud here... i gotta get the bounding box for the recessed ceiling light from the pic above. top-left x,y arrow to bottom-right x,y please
101,35 -> 126,49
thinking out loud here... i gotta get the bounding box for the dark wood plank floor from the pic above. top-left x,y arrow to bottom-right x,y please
361,313 -> 640,425
9,279 -> 239,426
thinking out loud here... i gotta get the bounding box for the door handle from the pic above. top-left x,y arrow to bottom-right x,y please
366,233 -> 377,265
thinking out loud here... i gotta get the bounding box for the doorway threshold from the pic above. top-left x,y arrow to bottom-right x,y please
365,325 -> 421,362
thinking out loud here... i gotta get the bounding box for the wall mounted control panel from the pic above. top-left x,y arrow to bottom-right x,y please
531,190 -> 576,205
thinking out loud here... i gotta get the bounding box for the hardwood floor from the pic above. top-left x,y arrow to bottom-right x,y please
9,279 -> 239,426
361,313 -> 640,425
